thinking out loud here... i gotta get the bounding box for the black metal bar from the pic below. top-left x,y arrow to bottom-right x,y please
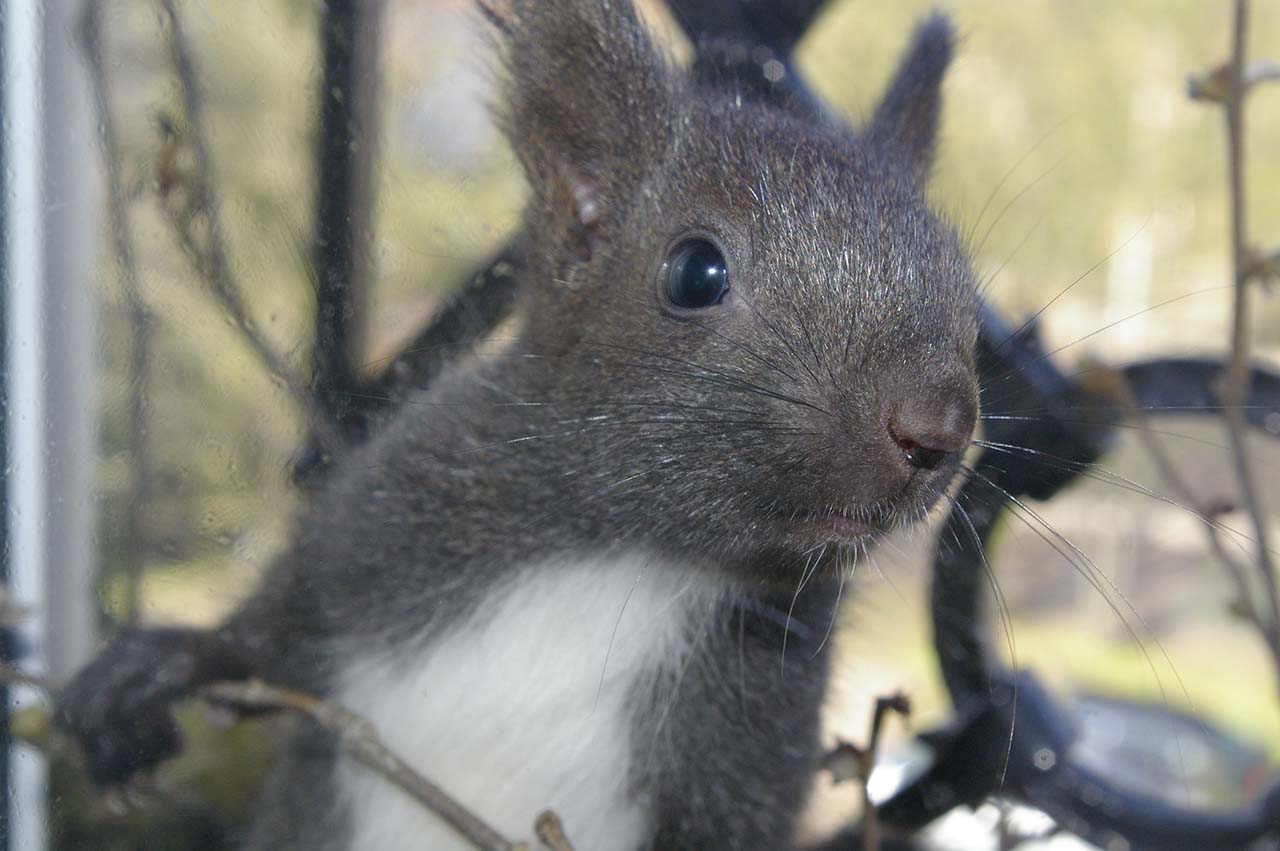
310,0 -> 382,436
293,243 -> 524,486
356,243 -> 524,417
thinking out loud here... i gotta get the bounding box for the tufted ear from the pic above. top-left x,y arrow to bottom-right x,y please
485,0 -> 675,259
865,13 -> 955,183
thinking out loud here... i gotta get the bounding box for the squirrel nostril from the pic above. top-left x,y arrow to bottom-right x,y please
887,394 -> 975,472
893,434 -> 951,471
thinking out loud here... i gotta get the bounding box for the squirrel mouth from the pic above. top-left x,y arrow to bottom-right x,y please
788,511 -> 880,545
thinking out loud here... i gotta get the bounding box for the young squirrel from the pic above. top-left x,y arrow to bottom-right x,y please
59,2 -> 979,848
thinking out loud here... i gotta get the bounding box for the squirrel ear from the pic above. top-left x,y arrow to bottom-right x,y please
487,0 -> 674,257
865,13 -> 955,183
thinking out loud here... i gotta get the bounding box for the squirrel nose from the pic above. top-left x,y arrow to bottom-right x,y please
888,392 -> 975,472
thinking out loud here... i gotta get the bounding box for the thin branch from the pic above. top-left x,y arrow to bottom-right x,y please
79,0 -> 151,625
1216,0 -> 1280,678
294,245 -> 522,486
534,810 -> 576,851
155,0 -> 344,456
1109,372 -> 1275,639
364,247 -> 522,410
1189,59 -> 1280,102
202,680 -> 529,851
861,692 -> 909,851
822,691 -> 911,851
7,663 -> 547,851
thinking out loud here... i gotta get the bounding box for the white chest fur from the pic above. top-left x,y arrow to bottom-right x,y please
335,552 -> 722,851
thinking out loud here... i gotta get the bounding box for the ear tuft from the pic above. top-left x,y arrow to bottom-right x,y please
866,12 -> 955,183
485,0 -> 674,250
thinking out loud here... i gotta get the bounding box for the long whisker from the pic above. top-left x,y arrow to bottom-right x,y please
963,464 -> 1195,713
735,289 -> 824,386
954,496 -> 1018,788
972,438 -> 1271,562
652,592 -> 721,741
810,558 -> 849,660
978,214 -> 1043,296
592,557 -> 653,713
980,413 -> 1232,451
989,401 -> 1279,418
610,290 -> 807,385
686,315 -> 801,383
980,284 -> 1236,406
989,213 -> 1151,357
458,414 -> 810,457
781,543 -> 827,677
972,155 -> 1066,260
596,351 -> 831,417
965,116 -> 1070,249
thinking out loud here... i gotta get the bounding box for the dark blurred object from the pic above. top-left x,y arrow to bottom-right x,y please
292,241 -> 524,486
1070,693 -> 1273,807
874,309 -> 1280,849
668,0 -> 830,115
665,0 -> 828,53
309,0 -> 385,441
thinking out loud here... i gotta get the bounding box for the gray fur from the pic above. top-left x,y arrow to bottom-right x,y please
60,2 -> 978,848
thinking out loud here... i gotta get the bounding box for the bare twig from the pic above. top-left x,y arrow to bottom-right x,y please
1101,368 -> 1272,637
860,692 -> 910,851
155,0 -> 344,456
79,0 -> 152,625
202,680 -> 529,851
1215,0 -> 1280,682
823,691 -> 911,851
1189,59 -> 1280,102
1187,0 -> 1280,692
534,810 -> 576,851
8,663 -> 540,850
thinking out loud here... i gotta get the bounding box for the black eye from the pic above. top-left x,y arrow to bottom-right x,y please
663,239 -> 729,309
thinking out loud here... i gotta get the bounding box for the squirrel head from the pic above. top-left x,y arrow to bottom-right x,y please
486,1 -> 978,576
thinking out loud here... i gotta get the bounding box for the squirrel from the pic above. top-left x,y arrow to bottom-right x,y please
58,2 -> 979,849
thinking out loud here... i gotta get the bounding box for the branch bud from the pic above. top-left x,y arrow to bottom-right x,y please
1189,60 -> 1280,103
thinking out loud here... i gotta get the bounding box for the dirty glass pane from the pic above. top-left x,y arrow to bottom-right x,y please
2,1 -> 1278,849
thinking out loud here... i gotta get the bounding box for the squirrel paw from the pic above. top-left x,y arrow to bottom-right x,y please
56,627 -> 241,786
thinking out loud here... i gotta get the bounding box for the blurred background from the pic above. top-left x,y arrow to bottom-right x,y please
3,0 -> 1280,848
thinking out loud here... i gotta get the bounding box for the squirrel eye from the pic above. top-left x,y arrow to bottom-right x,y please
662,239 -> 729,309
